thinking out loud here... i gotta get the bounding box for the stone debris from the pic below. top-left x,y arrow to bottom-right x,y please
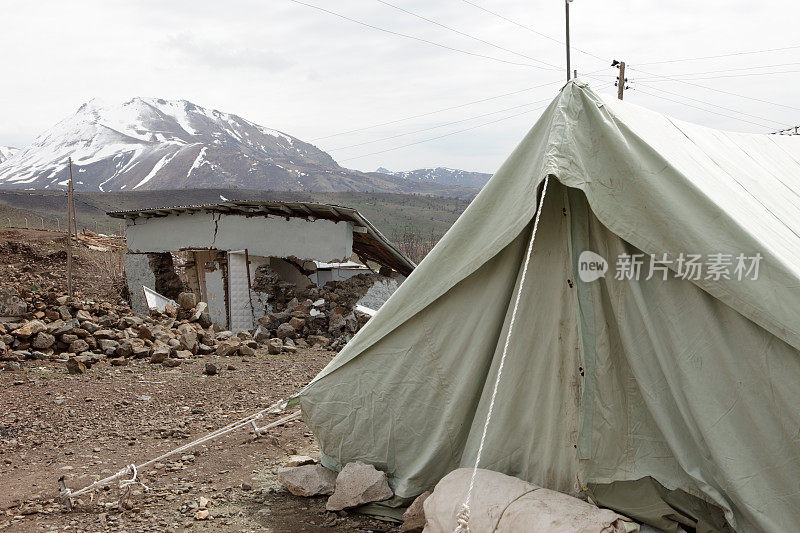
253,266 -> 398,351
278,464 -> 338,497
325,461 -> 394,511
284,454 -> 317,467
400,490 -> 431,533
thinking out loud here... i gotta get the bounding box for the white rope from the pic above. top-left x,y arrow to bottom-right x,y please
454,176 -> 550,533
61,398 -> 289,501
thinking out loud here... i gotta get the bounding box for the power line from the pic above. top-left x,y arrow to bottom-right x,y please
286,0 -> 556,70
635,44 -> 800,66
338,105 -> 548,162
626,66 -> 800,112
633,83 -> 791,127
459,0 -> 609,64
633,86 -> 781,130
339,82 -> 616,163
635,68 -> 800,82
633,61 -> 800,79
372,0 -> 560,70
310,78 -> 565,141
329,97 -> 555,150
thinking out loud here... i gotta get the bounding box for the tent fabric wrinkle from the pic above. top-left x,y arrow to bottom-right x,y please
297,80 -> 800,532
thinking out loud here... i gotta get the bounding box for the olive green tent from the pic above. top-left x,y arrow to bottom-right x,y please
295,81 -> 800,532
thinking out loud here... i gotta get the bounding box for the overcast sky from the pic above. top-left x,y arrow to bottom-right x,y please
1,0 -> 798,173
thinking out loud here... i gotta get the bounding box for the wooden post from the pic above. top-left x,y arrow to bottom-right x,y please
617,61 -> 626,100
66,159 -> 74,297
244,249 -> 255,322
71,178 -> 78,237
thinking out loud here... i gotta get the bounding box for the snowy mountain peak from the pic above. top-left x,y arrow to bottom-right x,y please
0,98 -> 340,191
0,146 -> 19,165
380,166 -> 492,189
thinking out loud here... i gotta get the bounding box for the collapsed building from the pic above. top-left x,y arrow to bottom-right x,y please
108,201 -> 414,333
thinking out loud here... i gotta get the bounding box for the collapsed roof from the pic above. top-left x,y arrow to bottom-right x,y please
108,200 -> 415,276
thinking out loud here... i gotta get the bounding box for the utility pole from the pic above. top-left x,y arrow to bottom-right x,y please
565,0 -> 572,82
66,159 -> 74,297
613,60 -> 627,100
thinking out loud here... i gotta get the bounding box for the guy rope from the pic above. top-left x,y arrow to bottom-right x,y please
58,398 -> 299,508
455,175 -> 550,533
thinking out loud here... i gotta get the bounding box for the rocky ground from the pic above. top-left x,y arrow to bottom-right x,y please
0,229 -> 398,532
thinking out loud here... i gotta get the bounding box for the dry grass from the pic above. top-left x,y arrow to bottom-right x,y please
393,230 -> 438,264
82,248 -> 128,301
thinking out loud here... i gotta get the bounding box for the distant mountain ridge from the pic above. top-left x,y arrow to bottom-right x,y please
0,98 -> 482,197
376,166 -> 493,189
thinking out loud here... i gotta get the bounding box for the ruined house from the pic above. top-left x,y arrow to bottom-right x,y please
108,201 -> 414,331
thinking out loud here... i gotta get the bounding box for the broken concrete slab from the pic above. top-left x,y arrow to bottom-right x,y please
279,464 -> 337,497
325,461 -> 393,511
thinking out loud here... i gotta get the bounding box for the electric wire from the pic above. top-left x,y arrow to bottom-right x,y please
338,82 -> 615,162
632,61 -> 800,79
626,66 -> 800,112
633,83 -> 791,128
635,44 -> 800,66
338,106 -> 548,162
373,0 -> 560,70
329,97 -> 556,150
287,0 -> 557,70
459,0 -> 609,64
310,79 -> 565,141
634,69 -> 800,82
633,86 -> 781,130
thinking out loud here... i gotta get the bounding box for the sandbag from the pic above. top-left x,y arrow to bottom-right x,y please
423,468 -> 634,533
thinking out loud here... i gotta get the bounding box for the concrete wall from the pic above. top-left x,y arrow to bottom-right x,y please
125,212 -> 353,261
124,253 -> 156,315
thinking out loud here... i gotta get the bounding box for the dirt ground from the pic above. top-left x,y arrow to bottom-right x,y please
0,228 -> 398,532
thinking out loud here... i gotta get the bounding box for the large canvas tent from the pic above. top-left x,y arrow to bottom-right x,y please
295,81 -> 800,532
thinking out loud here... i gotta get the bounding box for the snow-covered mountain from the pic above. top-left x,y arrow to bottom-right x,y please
0,146 -> 19,164
377,166 -> 492,189
0,98 -> 378,192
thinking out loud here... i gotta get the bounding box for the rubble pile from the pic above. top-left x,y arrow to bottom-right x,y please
1,284 -> 286,372
253,265 -> 395,351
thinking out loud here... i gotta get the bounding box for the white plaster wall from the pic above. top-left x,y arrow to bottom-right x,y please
228,252 -> 270,332
125,212 -> 353,261
124,254 -> 156,315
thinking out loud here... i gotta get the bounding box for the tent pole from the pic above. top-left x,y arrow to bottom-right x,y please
565,0 -> 572,82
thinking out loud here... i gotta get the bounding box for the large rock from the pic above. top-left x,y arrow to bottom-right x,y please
13,320 -> 45,338
279,464 -> 337,497
150,345 -> 170,364
178,324 -> 199,353
267,338 -> 283,355
400,491 -> 431,533
216,339 -> 240,356
68,338 -> 89,354
276,323 -> 296,340
326,461 -> 393,511
0,286 -> 26,318
32,332 -> 55,350
66,357 -> 86,374
177,292 -> 197,309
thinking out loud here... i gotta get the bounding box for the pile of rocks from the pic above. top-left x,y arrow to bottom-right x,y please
277,457 -> 428,532
253,268 -> 395,351
2,286 -> 272,373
